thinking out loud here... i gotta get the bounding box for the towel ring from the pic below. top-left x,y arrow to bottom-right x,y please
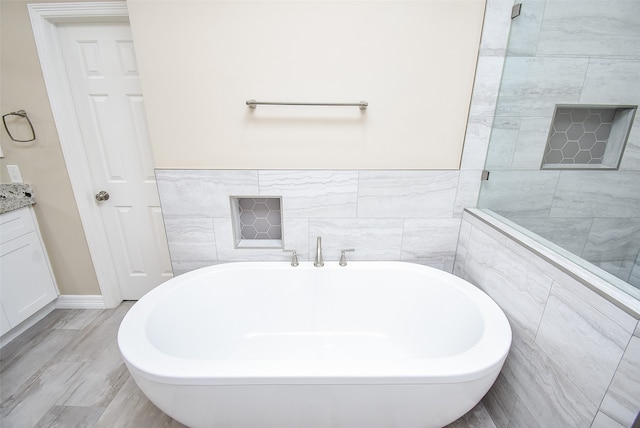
2,110 -> 36,142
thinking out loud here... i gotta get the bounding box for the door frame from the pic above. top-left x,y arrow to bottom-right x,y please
29,2 -> 133,308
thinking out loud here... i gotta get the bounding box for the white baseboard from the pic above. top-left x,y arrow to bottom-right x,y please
56,295 -> 106,309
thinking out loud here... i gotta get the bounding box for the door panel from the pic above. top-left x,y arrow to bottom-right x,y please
57,22 -> 172,299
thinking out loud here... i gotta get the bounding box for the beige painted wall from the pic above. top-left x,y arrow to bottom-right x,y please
128,0 -> 485,169
0,0 -> 100,295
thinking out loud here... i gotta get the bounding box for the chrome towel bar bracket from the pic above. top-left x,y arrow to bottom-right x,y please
246,99 -> 368,110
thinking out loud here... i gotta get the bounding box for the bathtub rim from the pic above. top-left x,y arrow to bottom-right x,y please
118,261 -> 512,386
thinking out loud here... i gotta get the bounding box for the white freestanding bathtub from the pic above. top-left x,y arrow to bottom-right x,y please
118,261 -> 511,428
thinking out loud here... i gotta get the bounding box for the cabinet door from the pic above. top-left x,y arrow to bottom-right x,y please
0,231 -> 58,327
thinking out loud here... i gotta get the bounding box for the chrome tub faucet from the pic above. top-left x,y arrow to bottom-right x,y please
314,236 -> 324,267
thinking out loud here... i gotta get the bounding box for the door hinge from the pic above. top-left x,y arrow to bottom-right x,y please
481,170 -> 490,181
511,3 -> 522,19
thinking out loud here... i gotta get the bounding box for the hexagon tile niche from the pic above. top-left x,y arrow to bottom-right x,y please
230,196 -> 283,248
541,105 -> 637,170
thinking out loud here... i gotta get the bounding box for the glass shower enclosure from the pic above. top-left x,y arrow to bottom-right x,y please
477,0 -> 640,298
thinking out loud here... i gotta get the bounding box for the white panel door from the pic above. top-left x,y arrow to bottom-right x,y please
57,22 -> 172,299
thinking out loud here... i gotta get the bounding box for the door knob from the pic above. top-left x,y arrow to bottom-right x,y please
95,190 -> 110,201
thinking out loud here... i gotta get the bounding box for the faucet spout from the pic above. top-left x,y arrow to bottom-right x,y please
314,236 -> 324,267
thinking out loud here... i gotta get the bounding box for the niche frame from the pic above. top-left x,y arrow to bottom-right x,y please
541,104 -> 637,170
229,196 -> 284,249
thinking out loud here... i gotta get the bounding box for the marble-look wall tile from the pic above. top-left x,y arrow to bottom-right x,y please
452,216 -> 472,278
582,218 -> 640,264
534,280 -> 630,406
453,170 -> 482,217
537,1 -> 640,58
599,336 -> 640,427
580,59 -> 640,105
509,217 -> 592,256
501,331 -> 597,427
357,170 -> 459,218
494,57 -> 589,118
480,373 -> 516,428
156,170 -> 258,217
590,412 -> 626,428
544,267 -> 638,335
460,116 -> 493,170
213,218 -> 288,262
163,217 -> 217,263
462,225 -> 552,338
629,257 -> 640,288
484,118 -> 520,170
308,219 -> 404,261
401,218 -> 461,262
478,171 -> 560,217
468,57 -> 507,118
457,213 -> 640,428
620,121 -> 640,171
478,0 -> 513,57
258,170 -> 358,218
550,171 -> 640,218
506,0 -> 545,57
510,117 -> 551,170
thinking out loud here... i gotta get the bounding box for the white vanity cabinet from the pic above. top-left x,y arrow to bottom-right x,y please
0,206 -> 58,336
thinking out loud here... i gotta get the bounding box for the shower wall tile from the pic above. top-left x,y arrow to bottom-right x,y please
550,171 -> 640,218
509,217 -> 591,256
630,260 -> 640,288
258,170 -> 358,218
502,331 -> 597,427
537,1 -> 640,58
505,0 -> 544,57
582,218 -> 640,264
454,170 -> 482,217
478,0 -> 513,57
484,118 -> 519,170
510,117 -> 551,170
456,211 -> 640,428
156,170 -> 258,217
467,56 -> 507,118
534,280 -> 630,406
357,170 -> 459,218
401,218 -> 461,262
481,373 -> 516,428
494,57 -> 589,117
580,59 -> 640,105
460,225 -> 552,338
591,412 -> 626,428
620,121 -> 640,171
478,171 -> 560,217
599,336 -> 640,427
460,116 -> 493,170
308,219 -> 404,261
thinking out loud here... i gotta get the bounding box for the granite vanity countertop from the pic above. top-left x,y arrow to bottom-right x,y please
0,183 -> 36,214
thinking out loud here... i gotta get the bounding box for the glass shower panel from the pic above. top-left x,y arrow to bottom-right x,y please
477,0 -> 640,293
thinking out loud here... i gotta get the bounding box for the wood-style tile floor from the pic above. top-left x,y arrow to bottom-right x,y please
1,302 -> 496,428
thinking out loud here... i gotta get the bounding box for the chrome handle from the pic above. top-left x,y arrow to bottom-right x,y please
339,249 -> 355,267
283,249 -> 299,267
95,190 -> 110,201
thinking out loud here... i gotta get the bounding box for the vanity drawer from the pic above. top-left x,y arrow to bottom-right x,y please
0,207 -> 37,244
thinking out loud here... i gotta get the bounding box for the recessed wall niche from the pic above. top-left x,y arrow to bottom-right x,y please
230,196 -> 283,249
541,105 -> 636,170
